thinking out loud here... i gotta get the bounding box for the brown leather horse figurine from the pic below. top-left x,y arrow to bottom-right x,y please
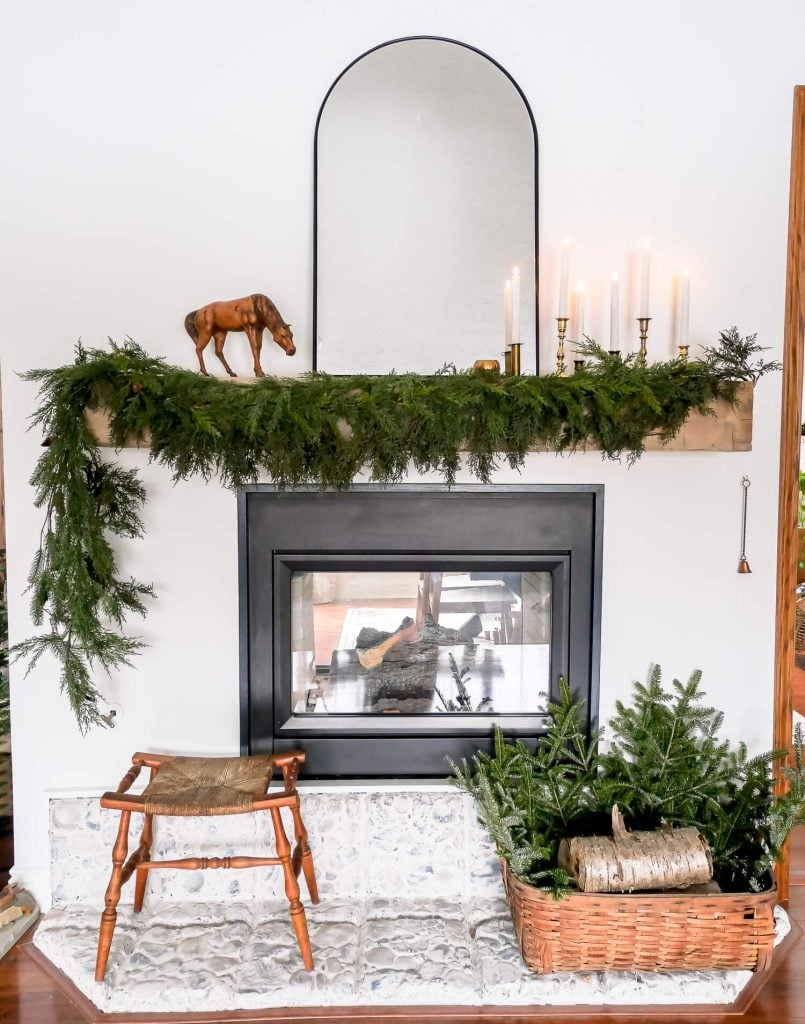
184,294 -> 295,377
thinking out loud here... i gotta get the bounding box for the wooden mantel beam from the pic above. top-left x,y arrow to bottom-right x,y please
84,381 -> 754,454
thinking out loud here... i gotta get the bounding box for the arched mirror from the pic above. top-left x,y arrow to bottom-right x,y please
314,37 -> 538,374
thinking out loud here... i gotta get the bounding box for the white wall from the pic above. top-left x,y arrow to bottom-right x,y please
1,0 -> 801,905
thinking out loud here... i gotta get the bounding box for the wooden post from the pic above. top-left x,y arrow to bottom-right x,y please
133,814 -> 153,913
95,809 -> 130,981
291,799 -> 320,905
774,85 -> 805,905
271,806 -> 314,971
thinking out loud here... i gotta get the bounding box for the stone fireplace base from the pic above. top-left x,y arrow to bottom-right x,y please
33,787 -> 786,1012
35,896 -> 769,1013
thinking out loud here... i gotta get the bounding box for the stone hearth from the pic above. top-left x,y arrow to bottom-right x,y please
34,787 -> 786,1012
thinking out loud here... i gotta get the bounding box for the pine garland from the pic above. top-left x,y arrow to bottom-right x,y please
452,668 -> 805,896
14,331 -> 776,730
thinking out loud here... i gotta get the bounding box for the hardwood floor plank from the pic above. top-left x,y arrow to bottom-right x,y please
0,936 -> 88,1023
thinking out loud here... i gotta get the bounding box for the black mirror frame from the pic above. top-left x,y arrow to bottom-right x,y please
312,35 -> 540,374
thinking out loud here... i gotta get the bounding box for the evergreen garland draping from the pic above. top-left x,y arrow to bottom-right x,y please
13,331 -> 776,731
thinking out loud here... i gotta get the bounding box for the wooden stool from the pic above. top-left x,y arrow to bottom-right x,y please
95,750 -> 318,981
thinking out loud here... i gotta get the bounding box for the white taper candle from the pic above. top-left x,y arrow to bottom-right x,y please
511,266 -> 521,345
639,238 -> 651,318
504,280 -> 513,349
576,284 -> 585,343
610,272 -> 620,348
680,268 -> 690,347
558,238 -> 570,317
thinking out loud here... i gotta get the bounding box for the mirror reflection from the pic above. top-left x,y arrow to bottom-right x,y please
291,569 -> 552,715
315,38 -> 537,373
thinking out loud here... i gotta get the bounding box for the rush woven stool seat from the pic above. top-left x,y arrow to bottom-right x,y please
95,750 -> 318,981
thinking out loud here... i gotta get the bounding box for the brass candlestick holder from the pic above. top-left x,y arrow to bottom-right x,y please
678,344 -> 689,362
504,349 -> 512,375
556,317 -> 569,375
608,350 -> 621,359
637,317 -> 651,366
509,342 -> 522,376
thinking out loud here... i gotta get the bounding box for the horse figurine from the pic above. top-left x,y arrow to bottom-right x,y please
184,293 -> 296,377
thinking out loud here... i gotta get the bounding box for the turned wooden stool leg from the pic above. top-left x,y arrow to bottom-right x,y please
133,813 -> 154,912
291,800 -> 319,904
270,806 -> 313,971
96,809 -> 131,982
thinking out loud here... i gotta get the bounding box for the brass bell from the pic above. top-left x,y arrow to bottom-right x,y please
737,558 -> 752,574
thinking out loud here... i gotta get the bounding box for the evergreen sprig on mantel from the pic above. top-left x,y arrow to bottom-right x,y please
14,331 -> 776,730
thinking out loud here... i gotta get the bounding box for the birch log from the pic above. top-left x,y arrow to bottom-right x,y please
557,806 -> 713,893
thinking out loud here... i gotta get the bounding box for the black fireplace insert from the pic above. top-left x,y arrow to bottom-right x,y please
239,484 -> 603,777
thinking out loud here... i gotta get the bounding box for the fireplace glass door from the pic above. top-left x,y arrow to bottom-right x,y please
241,485 -> 601,776
291,570 -> 552,716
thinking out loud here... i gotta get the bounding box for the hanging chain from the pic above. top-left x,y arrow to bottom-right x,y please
739,476 -> 751,561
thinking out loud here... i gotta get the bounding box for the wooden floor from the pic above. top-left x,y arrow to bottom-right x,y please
312,598 -> 415,666
3,888 -> 805,1023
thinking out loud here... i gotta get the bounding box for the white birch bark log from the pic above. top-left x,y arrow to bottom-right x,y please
557,805 -> 713,893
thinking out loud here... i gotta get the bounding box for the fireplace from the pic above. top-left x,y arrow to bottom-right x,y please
239,485 -> 603,776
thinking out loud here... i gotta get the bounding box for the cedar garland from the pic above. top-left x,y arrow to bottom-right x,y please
13,331 -> 777,731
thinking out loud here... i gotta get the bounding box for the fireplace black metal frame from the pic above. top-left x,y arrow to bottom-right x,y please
239,484 -> 603,778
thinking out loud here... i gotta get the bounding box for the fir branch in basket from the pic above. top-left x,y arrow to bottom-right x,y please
451,667 -> 805,896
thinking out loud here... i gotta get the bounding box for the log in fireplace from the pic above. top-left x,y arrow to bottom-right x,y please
239,485 -> 603,776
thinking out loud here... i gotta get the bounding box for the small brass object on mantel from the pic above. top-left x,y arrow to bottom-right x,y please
574,359 -> 586,373
504,349 -> 512,375
636,317 -> 651,367
473,359 -> 501,373
556,317 -> 569,376
509,343 -> 522,376
608,350 -> 621,359
678,344 -> 690,362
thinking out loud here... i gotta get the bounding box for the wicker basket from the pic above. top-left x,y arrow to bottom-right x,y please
502,861 -> 777,973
